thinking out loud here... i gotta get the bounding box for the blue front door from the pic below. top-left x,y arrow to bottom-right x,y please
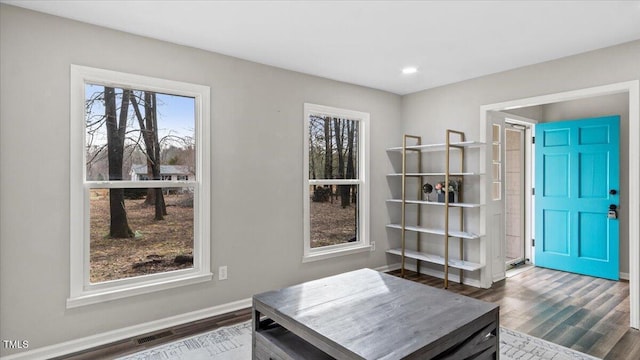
535,116 -> 620,280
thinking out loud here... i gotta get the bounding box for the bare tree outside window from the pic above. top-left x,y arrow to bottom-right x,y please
308,115 -> 359,248
84,84 -> 196,282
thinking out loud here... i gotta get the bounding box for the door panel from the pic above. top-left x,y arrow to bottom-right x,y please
487,111 -> 506,281
535,115 -> 619,280
579,152 -> 608,198
542,209 -> 569,254
578,212 -> 608,260
543,154 -> 568,197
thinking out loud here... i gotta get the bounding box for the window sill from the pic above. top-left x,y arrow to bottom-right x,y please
303,244 -> 372,263
67,272 -> 212,308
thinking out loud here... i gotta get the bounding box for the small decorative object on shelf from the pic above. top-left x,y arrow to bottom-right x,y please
437,190 -> 455,203
422,183 -> 433,201
436,179 -> 460,203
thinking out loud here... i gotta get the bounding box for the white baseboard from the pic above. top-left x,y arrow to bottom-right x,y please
373,263 -> 401,273
1,298 -> 252,360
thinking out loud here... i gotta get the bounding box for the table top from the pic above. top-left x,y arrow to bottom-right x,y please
253,268 -> 499,359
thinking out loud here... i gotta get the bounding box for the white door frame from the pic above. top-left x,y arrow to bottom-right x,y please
479,80 -> 640,329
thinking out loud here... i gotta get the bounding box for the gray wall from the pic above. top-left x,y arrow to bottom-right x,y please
402,39 -> 639,281
0,5 -> 401,355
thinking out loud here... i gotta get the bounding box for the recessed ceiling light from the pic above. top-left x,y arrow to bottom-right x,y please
402,67 -> 418,74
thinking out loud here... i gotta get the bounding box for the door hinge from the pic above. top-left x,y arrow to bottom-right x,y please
532,188 -> 535,196
532,239 -> 535,247
532,136 -> 535,144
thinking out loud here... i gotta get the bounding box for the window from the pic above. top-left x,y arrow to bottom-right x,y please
492,124 -> 502,200
69,65 -> 211,307
303,103 -> 370,261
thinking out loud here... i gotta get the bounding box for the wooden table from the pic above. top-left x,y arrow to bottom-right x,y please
252,268 -> 499,359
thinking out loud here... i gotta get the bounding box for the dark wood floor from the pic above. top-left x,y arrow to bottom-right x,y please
59,266 -> 639,359
390,267 -> 640,360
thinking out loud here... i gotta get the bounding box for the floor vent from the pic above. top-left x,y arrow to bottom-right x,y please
136,330 -> 173,345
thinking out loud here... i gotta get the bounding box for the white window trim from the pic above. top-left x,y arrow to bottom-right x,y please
68,65 -> 211,308
302,103 -> 371,262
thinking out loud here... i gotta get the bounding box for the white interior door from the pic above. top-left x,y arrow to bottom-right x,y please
486,111 -> 506,282
505,125 -> 526,266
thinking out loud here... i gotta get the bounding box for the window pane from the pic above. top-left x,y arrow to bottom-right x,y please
492,124 -> 502,200
85,84 -> 196,181
309,185 -> 358,248
492,163 -> 501,181
308,116 -> 359,180
89,187 -> 194,283
492,124 -> 501,142
492,182 -> 502,201
492,143 -> 501,162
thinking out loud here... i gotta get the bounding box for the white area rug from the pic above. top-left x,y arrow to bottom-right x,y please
500,327 -> 600,360
117,322 -> 252,360
117,321 -> 600,360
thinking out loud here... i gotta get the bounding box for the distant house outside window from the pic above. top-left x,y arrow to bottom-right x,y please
69,65 -> 211,307
130,164 -> 192,182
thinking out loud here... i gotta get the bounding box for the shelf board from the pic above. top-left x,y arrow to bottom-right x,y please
386,199 -> 482,208
386,224 -> 482,240
386,141 -> 486,152
387,172 -> 480,177
386,248 -> 484,272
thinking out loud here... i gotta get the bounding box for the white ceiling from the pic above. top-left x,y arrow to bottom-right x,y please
4,0 -> 640,95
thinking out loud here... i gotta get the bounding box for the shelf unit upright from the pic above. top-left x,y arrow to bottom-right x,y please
444,129 -> 467,288
386,130 -> 484,289
401,135 -> 424,277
